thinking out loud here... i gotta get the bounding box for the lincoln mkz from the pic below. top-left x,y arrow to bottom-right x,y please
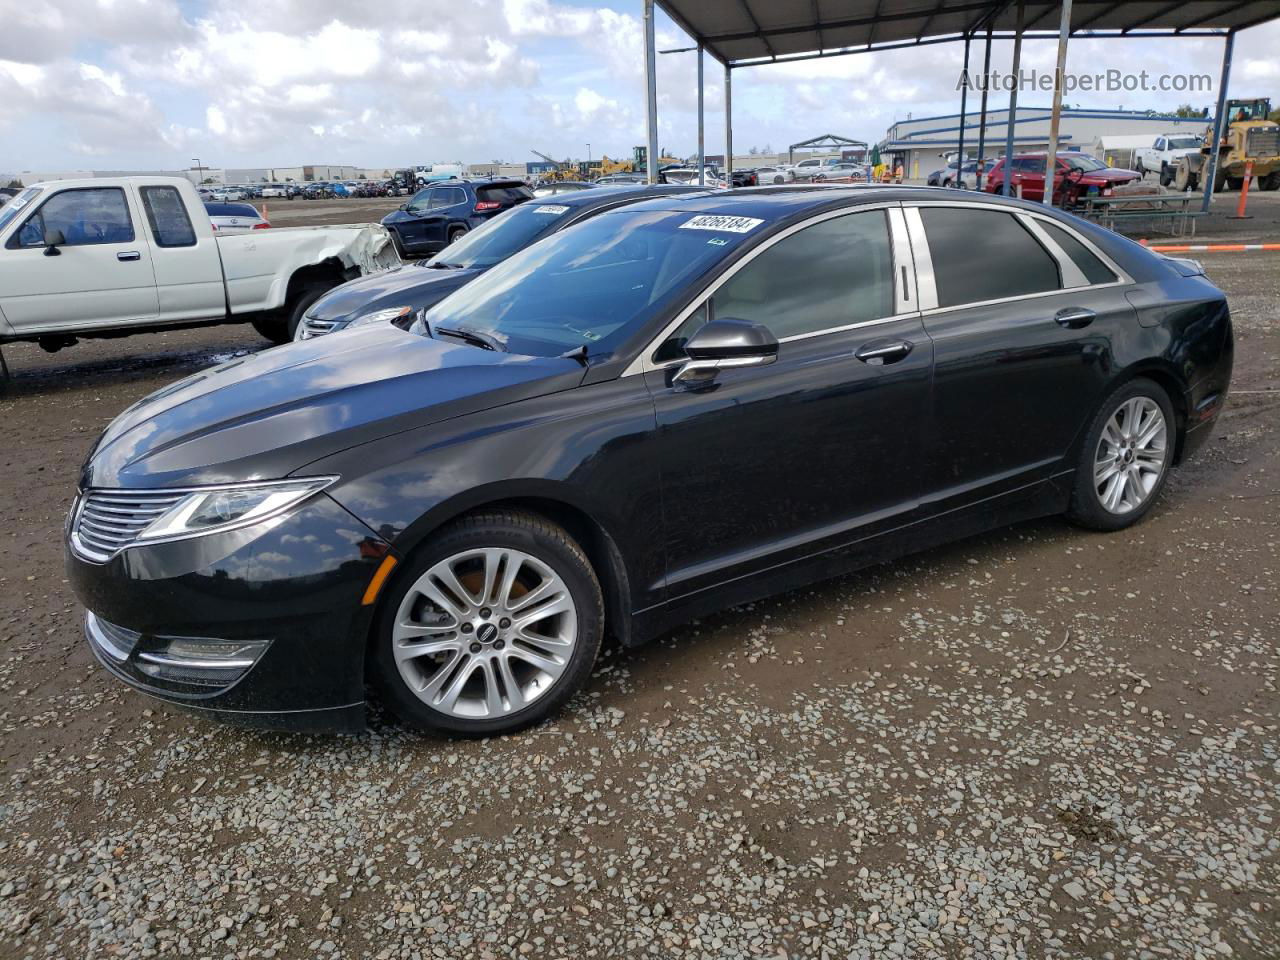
66,187 -> 1233,736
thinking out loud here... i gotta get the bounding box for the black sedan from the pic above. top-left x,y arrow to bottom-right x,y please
66,188 -> 1232,736
295,185 -> 707,341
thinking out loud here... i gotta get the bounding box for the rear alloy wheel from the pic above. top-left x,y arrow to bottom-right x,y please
447,226 -> 467,246
372,511 -> 603,736
1068,380 -> 1174,531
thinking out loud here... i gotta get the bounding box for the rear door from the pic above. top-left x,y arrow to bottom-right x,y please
0,185 -> 159,335
641,205 -> 934,600
905,201 -> 1133,512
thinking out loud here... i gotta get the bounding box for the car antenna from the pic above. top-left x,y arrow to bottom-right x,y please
559,345 -> 589,367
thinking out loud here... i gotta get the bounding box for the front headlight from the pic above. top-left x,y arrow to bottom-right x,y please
350,306 -> 414,328
136,477 -> 337,544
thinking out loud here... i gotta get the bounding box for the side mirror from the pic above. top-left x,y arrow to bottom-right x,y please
674,318 -> 778,384
43,228 -> 66,257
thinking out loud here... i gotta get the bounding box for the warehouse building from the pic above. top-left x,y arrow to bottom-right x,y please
879,106 -> 1212,178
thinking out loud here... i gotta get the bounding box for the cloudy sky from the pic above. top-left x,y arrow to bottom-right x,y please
1,0 -> 1277,174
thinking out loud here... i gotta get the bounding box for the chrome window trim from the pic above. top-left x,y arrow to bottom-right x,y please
902,207 -> 938,311
1017,214 -> 1089,288
902,200 -> 1132,318
622,201 -> 918,377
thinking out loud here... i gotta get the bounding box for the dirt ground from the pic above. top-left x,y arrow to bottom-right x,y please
0,196 -> 1277,959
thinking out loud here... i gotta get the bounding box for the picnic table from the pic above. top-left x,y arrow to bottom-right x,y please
1074,192 -> 1201,237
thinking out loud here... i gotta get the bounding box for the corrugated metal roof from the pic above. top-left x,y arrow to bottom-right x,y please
658,0 -> 1280,66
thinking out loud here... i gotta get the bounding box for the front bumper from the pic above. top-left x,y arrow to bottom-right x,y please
66,493 -> 391,733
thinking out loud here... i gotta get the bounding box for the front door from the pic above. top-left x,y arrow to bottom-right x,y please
0,186 -> 159,334
645,207 -> 933,601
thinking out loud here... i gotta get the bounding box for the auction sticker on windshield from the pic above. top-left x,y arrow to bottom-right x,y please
678,215 -> 763,233
534,205 -> 570,215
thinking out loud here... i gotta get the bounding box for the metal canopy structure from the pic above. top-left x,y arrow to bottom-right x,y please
656,0 -> 1280,67
645,0 -> 1280,215
788,134 -> 869,164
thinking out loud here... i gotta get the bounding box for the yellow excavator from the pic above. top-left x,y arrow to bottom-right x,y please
530,150 -> 578,182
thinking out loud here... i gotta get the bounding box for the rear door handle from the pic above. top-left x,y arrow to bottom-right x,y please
855,339 -> 913,365
1055,307 -> 1096,328
117,251 -> 141,262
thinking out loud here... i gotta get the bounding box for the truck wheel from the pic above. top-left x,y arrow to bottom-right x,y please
1136,160 -> 1146,178
1173,163 -> 1197,192
1158,163 -> 1172,187
1213,167 -> 1229,192
1226,176 -> 1244,191
1262,171 -> 1280,191
251,283 -> 331,345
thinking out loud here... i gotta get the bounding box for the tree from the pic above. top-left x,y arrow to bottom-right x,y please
5,179 -> 21,189
1271,102 -> 1280,124
1172,103 -> 1205,118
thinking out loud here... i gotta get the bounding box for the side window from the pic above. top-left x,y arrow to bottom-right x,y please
11,188 -> 134,249
1155,138 -> 1165,150
1038,220 -> 1119,285
428,189 -> 453,209
920,207 -> 1061,306
140,186 -> 196,248
712,210 -> 893,341
653,302 -> 709,363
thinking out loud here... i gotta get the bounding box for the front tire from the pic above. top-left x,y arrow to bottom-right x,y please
370,511 -> 604,736
1067,379 -> 1175,531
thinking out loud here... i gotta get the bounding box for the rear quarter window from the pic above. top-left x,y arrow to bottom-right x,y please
478,186 -> 533,204
1039,220 -> 1119,285
142,186 -> 197,247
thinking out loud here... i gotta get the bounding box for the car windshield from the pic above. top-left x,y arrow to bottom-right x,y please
419,208 -> 763,358
430,201 -> 578,269
1061,154 -> 1109,172
1168,137 -> 1200,149
0,187 -> 40,232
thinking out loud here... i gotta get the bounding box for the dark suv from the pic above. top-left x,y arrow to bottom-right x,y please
381,179 -> 533,257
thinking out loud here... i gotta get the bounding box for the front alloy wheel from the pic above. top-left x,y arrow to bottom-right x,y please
393,547 -> 576,719
372,511 -> 603,735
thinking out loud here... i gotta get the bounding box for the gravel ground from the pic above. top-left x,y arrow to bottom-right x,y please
0,231 -> 1277,959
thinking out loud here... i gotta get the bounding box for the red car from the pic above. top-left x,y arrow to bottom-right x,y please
984,152 -> 1140,206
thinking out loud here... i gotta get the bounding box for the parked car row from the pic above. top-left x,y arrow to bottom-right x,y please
64,180 -> 1233,740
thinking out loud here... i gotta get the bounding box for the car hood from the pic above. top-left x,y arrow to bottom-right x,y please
82,326 -> 584,490
381,209 -> 419,225
307,264 -> 484,323
1081,168 -> 1140,182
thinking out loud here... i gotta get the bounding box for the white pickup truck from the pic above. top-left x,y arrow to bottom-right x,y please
1134,133 -> 1204,186
0,176 -> 398,358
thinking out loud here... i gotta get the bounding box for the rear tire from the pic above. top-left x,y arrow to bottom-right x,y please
1067,378 -> 1176,532
1263,171 -> 1280,191
370,510 -> 604,737
446,225 -> 467,246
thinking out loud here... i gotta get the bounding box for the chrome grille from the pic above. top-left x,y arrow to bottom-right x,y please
71,489 -> 186,562
299,316 -> 338,339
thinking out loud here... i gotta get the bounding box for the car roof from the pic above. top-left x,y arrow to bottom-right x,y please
538,184 -> 710,211
602,183 -> 1088,222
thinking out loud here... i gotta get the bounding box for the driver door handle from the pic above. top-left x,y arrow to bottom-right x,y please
1055,307 -> 1096,328
117,251 -> 141,262
855,339 -> 913,365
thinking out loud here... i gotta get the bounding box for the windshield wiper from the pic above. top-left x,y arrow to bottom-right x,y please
426,260 -> 464,270
559,345 -> 589,367
433,325 -> 505,352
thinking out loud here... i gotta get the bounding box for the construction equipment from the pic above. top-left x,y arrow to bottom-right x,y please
598,155 -> 633,176
530,150 -> 576,182
1174,98 -> 1280,193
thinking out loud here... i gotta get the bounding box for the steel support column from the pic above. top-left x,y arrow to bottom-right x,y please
956,32 -> 971,187
1201,30 -> 1235,213
1043,0 -> 1073,205
644,0 -> 659,184
975,23 -> 993,191
1002,0 -> 1025,196
725,65 -> 734,182
697,43 -> 705,186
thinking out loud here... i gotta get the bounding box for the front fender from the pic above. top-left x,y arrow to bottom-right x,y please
304,375 -> 666,615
